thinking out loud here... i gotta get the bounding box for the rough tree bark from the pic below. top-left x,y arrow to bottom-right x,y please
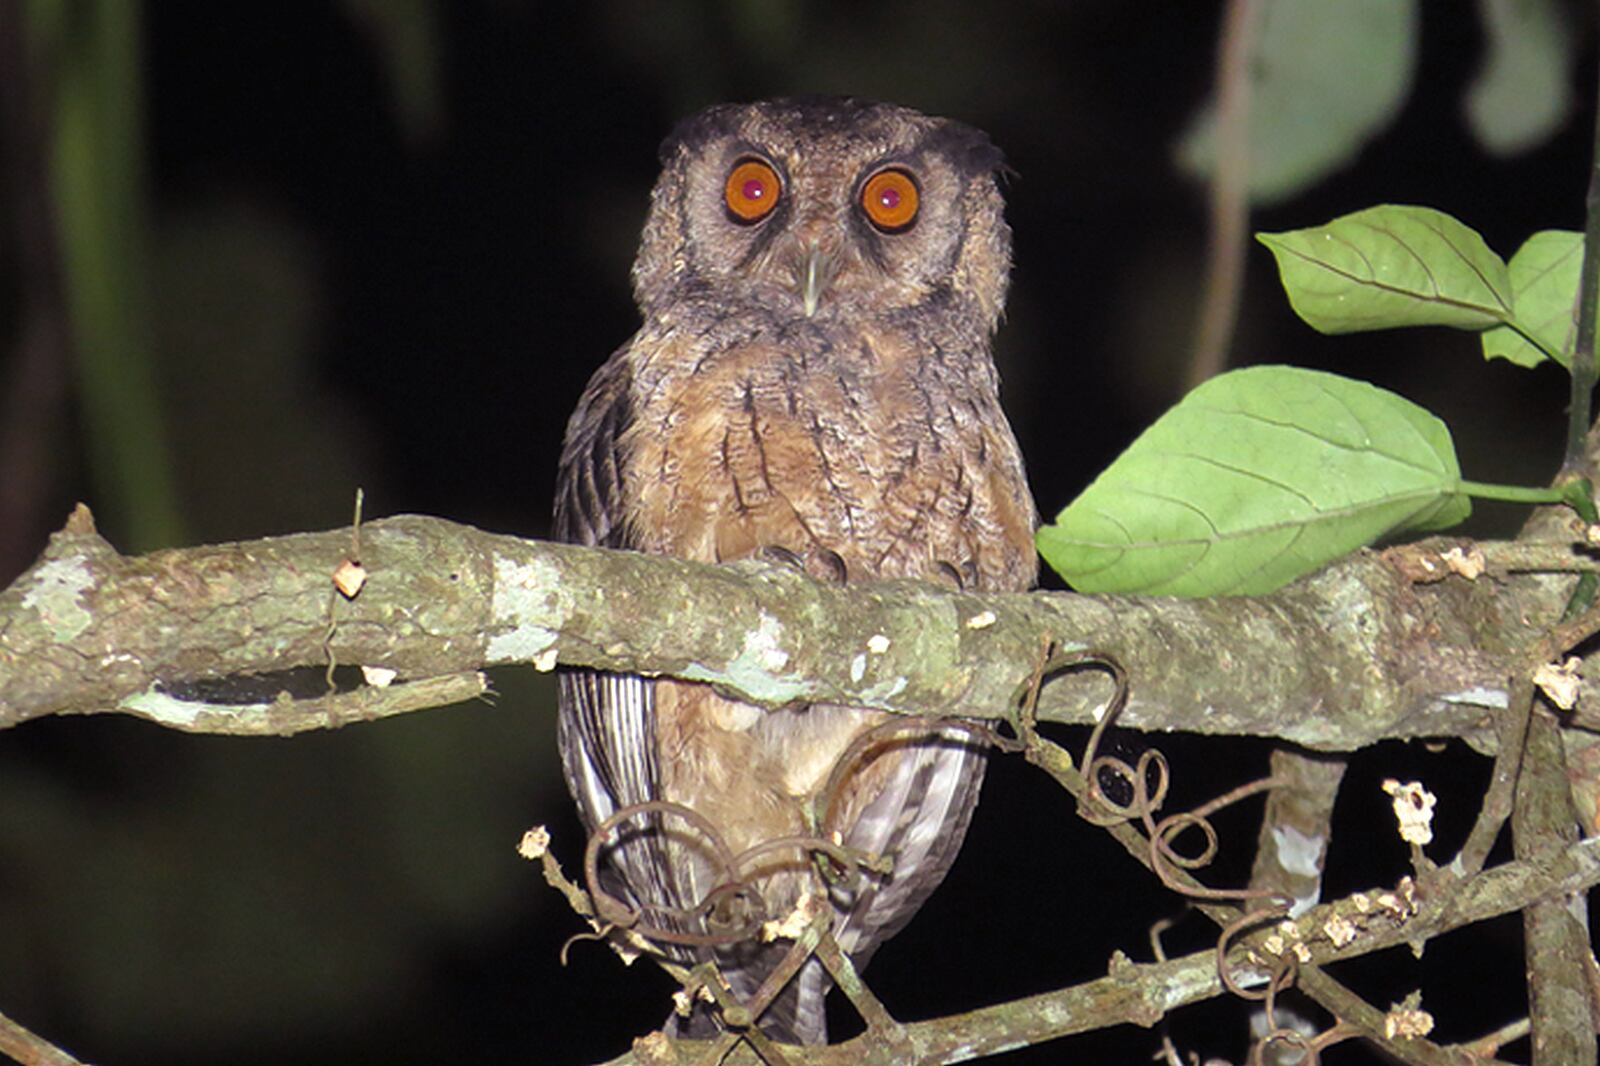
0,504 -> 1562,749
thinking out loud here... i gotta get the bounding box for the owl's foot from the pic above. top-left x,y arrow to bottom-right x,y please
808,548 -> 848,585
933,558 -> 980,591
757,544 -> 849,586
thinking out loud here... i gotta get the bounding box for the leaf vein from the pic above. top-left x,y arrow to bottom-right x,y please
1352,221 -> 1444,300
1093,488 -> 1222,538
1074,485 -> 1446,548
1274,243 -> 1506,317
1409,215 -> 1508,311
1313,379 -> 1444,478
1134,451 -> 1319,508
1177,404 -> 1446,478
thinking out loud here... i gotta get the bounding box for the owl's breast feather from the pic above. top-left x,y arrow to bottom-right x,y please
620,323 -> 1036,589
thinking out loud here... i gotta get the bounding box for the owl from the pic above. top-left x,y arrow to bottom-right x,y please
553,96 -> 1038,1045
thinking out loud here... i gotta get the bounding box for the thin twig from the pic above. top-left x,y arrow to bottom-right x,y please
1455,674 -> 1534,877
1456,587 -> 1600,874
0,1009 -> 87,1066
117,670 -> 489,736
1512,710 -> 1596,1064
1296,968 -> 1505,1066
1450,1016 -> 1530,1060
812,932 -> 913,1058
1569,20 -> 1600,467
1187,0 -> 1263,388
587,833 -> 1600,1064
1247,749 -> 1346,912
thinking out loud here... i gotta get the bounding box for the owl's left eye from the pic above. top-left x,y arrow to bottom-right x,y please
861,167 -> 920,233
724,158 -> 782,223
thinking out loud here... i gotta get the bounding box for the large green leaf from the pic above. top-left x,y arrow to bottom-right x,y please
1177,0 -> 1418,204
1481,230 -> 1582,368
1037,366 -> 1470,597
1258,205 -> 1512,334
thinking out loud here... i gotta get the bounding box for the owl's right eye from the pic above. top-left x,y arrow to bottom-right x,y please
724,158 -> 782,223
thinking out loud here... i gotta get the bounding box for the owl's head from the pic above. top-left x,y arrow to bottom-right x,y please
631,97 -> 1012,333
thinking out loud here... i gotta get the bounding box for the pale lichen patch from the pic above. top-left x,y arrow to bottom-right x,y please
1272,824 -> 1325,878
1382,779 -> 1437,846
861,676 -> 909,702
849,652 -> 867,683
487,555 -> 564,663
361,665 -> 398,687
1323,912 -> 1358,948
1533,656 -> 1582,711
1441,686 -> 1509,709
681,612 -> 809,704
517,826 -> 550,860
21,556 -> 96,642
120,685 -> 260,729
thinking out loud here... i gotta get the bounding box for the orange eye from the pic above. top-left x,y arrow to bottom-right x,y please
724,158 -> 781,223
861,168 -> 919,232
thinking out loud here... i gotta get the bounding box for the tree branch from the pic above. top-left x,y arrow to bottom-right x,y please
1513,710 -> 1598,1063
0,506 -> 1547,750
0,1008 -> 86,1066
591,833 -> 1600,1065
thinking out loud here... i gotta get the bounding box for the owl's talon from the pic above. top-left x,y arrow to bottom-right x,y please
933,560 -> 966,590
935,559 -> 981,591
811,548 -> 848,586
757,545 -> 848,586
757,545 -> 807,572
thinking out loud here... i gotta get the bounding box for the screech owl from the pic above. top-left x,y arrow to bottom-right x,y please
553,96 -> 1038,1045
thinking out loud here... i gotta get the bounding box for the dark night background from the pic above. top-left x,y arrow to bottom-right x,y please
0,3 -> 1593,1063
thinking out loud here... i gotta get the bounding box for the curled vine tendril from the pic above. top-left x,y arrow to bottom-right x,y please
582,713 -> 977,953
573,636 -> 1334,1062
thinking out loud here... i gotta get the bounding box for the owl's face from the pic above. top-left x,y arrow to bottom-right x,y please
631,98 -> 1011,332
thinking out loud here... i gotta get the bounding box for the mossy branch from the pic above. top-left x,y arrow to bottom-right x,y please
588,833 -> 1600,1065
0,505 -> 1551,751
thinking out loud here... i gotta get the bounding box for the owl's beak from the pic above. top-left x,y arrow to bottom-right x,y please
800,244 -> 830,318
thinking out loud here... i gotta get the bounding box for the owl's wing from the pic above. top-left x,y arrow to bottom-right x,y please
553,344 -> 633,552
552,349 -> 680,918
829,730 -> 988,964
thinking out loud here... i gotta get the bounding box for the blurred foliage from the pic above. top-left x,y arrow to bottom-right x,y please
1467,0 -> 1577,156
342,0 -> 445,147
0,670 -> 558,1052
1179,0 -> 1586,203
25,0 -> 183,551
153,199 -> 371,542
1178,0 -> 1420,205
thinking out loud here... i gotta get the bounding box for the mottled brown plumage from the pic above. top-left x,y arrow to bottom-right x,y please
554,97 -> 1037,1044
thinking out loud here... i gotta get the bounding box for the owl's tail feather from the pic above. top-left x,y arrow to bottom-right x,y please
750,956 -> 830,1045
666,946 -> 832,1046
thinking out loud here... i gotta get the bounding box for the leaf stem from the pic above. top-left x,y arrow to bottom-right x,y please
1500,317 -> 1569,367
1566,50 -> 1600,468
1457,480 -> 1571,505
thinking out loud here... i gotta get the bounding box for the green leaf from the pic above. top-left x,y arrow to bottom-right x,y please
1465,0 -> 1575,157
1177,0 -> 1418,204
1036,366 -> 1470,597
1481,230 -> 1581,368
1258,205 -> 1512,334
